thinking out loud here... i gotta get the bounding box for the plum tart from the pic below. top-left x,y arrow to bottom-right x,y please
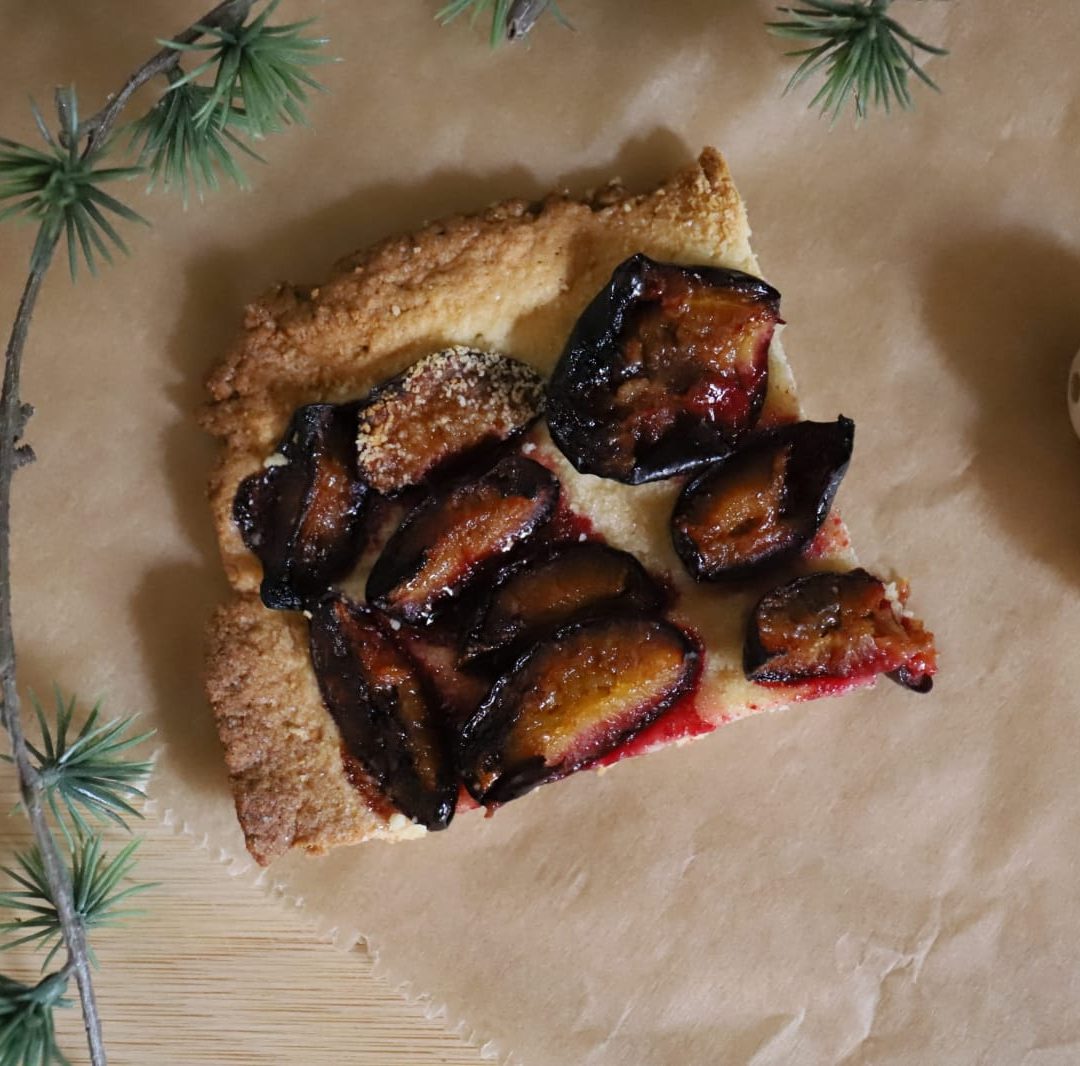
204,150 -> 936,864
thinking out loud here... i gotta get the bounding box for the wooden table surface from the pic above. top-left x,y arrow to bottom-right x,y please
0,779 -> 486,1066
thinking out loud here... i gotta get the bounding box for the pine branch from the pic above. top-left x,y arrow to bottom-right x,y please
161,0 -> 332,139
0,238 -> 105,1066
0,3 -> 331,1062
77,1 -> 255,158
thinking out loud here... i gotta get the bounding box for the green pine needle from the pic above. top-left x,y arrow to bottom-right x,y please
129,82 -> 264,204
769,0 -> 948,120
0,88 -> 146,277
0,837 -> 153,970
162,0 -> 332,140
437,0 -> 566,45
0,972 -> 71,1066
18,691 -> 154,843
437,0 -> 513,45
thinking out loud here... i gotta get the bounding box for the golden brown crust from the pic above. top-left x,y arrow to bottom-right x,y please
203,148 -> 849,864
205,594 -> 425,864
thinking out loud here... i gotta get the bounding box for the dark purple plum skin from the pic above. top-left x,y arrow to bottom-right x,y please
671,416 -> 855,582
546,254 -> 782,484
233,404 -> 370,611
366,454 -> 561,625
889,666 -> 935,694
743,568 -> 935,694
460,540 -> 666,667
308,595 -> 457,829
458,613 -> 700,806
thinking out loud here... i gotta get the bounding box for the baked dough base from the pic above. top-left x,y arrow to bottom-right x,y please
204,149 -> 855,865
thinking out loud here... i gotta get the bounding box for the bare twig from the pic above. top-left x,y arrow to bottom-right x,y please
0,240 -> 108,1059
0,3 -> 257,1062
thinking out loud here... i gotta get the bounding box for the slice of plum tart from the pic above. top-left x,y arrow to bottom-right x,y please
204,152 -> 936,864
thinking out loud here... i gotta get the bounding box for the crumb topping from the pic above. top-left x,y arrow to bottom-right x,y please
355,346 -> 545,494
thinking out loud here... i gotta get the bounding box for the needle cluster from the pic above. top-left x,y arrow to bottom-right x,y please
0,971 -> 71,1066
25,692 -> 154,844
769,0 -> 948,119
0,694 -> 151,1065
0,93 -> 144,278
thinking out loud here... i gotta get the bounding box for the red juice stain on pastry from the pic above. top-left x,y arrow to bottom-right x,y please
545,500 -> 600,543
594,689 -> 715,768
458,615 -> 701,806
804,513 -> 852,560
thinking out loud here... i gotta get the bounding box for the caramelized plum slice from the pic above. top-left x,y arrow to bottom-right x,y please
233,404 -> 369,610
547,254 -> 781,483
459,615 -> 700,805
367,455 -> 560,624
356,347 -> 544,494
462,541 -> 665,664
309,595 -> 456,829
672,417 -> 854,581
744,569 -> 937,692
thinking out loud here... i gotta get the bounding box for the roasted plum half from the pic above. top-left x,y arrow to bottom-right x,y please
547,254 -> 781,483
367,455 -> 560,625
744,568 -> 937,693
459,614 -> 700,805
461,541 -> 665,665
309,595 -> 457,829
672,417 -> 854,581
356,347 -> 545,495
233,403 -> 369,610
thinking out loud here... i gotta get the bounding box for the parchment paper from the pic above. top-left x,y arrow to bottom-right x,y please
4,1 -> 1080,1062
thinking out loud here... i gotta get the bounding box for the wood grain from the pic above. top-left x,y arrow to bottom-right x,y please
0,781 -> 486,1066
